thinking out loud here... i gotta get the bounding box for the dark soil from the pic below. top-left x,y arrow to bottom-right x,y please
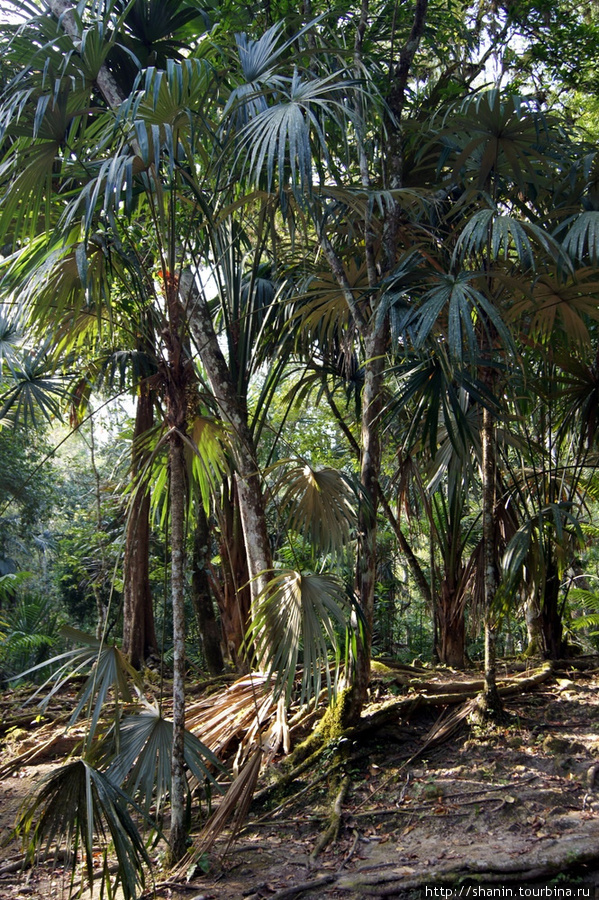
2,662 -> 599,900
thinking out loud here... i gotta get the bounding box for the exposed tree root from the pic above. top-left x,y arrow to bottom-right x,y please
240,834 -> 599,899
264,874 -> 336,899
253,770 -> 330,824
310,774 -> 351,861
333,839 -> 599,894
362,663 -> 552,732
252,665 -> 553,826
253,743 -> 328,806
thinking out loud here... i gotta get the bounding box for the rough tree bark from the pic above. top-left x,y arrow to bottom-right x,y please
162,275 -> 194,862
122,383 -> 158,668
436,580 -> 466,668
481,403 -> 502,713
218,478 -> 252,669
181,270 -> 273,612
541,559 -> 565,659
168,432 -> 188,861
191,502 -> 225,676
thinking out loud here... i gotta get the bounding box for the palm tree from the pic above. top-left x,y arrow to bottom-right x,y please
0,0 -> 363,856
385,89 -> 572,706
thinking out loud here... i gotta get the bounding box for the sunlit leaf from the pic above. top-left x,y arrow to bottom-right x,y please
246,569 -> 351,703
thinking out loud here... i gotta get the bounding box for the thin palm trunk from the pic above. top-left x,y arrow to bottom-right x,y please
481,403 -> 501,711
346,331 -> 386,718
163,280 -> 194,861
191,502 -> 225,675
169,432 -> 187,860
339,0 -> 430,722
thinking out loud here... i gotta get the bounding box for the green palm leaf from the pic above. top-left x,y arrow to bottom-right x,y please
561,211 -> 599,264
447,90 -> 552,192
0,308 -> 21,369
569,588 -> 599,634
19,626 -> 143,746
400,271 -> 513,365
240,69 -> 352,195
0,344 -> 67,427
15,759 -> 152,900
509,270 -> 599,346
106,705 -> 223,817
274,460 -> 357,556
246,570 -> 351,703
454,209 -> 560,270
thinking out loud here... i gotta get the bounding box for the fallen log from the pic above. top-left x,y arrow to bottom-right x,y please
362,663 -> 553,732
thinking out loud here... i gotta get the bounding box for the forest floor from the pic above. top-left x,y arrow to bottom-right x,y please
1,659 -> 599,900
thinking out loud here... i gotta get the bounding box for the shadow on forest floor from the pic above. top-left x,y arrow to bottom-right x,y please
1,658 -> 599,900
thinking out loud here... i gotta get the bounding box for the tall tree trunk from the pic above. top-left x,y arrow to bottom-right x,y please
525,593 -> 545,656
345,330 -> 386,720
335,0 -> 430,724
218,478 -> 252,669
168,433 -> 188,861
48,0 -> 189,862
436,581 -> 466,667
326,387 -> 434,614
182,271 -> 273,608
191,502 -> 225,675
123,385 -> 158,668
163,278 -> 194,862
541,559 -> 565,659
481,404 -> 502,713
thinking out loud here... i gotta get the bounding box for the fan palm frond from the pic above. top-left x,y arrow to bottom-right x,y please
239,68 -> 353,196
399,270 -> 513,366
274,460 -> 357,556
570,587 -> 599,634
186,673 -> 275,760
15,759 -> 152,900
0,308 -> 21,369
106,704 -> 223,817
0,591 -> 62,678
0,344 -> 68,427
454,208 -> 562,270
19,626 -> 142,746
509,269 -> 599,347
446,90 -> 553,193
561,210 -> 599,264
246,570 -> 351,704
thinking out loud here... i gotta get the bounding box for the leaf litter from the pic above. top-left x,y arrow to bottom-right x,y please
1,660 -> 599,899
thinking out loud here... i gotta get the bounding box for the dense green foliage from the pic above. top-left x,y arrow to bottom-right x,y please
2,0 -> 599,891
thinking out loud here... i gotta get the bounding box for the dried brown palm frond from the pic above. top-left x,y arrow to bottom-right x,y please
185,669 -> 326,772
185,673 -> 276,760
171,747 -> 264,878
419,696 -> 479,753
